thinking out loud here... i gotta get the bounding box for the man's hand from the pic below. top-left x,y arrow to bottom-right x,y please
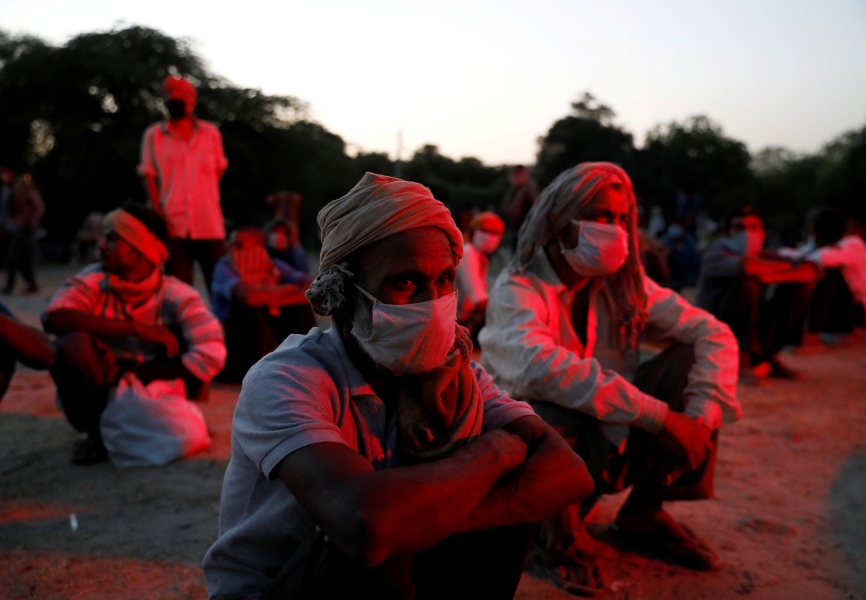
136,325 -> 181,358
471,428 -> 528,476
656,412 -> 712,471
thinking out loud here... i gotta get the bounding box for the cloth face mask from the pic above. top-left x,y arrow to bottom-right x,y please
351,284 -> 457,374
560,220 -> 630,278
472,230 -> 502,254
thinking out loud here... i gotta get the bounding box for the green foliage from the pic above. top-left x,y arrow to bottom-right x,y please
534,95 -> 636,189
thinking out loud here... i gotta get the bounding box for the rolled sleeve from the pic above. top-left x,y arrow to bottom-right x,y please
642,277 -> 742,430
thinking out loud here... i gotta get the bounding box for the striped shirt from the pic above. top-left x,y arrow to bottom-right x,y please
44,264 -> 226,382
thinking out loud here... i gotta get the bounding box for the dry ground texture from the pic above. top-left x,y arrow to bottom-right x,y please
1,264 -> 865,600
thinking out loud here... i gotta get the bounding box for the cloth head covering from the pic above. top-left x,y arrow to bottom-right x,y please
103,209 -> 169,267
306,172 -> 464,316
470,211 -> 505,235
162,75 -> 197,105
514,161 -> 648,349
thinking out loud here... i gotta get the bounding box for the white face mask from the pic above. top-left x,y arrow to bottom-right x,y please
559,220 -> 629,278
472,230 -> 502,254
351,284 -> 457,374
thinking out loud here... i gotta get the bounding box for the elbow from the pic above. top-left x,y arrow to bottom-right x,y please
41,312 -> 62,335
332,508 -> 392,569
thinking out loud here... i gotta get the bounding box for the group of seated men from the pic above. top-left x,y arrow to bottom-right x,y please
8,158 -> 862,597
202,163 -> 743,599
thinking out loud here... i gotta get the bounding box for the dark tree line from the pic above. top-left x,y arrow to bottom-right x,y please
1,27 -> 864,258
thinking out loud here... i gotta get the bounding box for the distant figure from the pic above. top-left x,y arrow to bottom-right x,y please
210,226 -> 316,383
0,164 -> 16,264
3,173 -> 45,295
455,211 -> 504,344
265,218 -> 310,275
802,209 -> 866,343
138,75 -> 229,294
501,165 -> 538,248
42,203 -> 226,464
662,223 -> 701,290
646,204 -> 666,238
74,212 -> 105,264
0,302 -> 56,402
675,182 -> 701,235
266,190 -> 302,223
696,206 -> 816,380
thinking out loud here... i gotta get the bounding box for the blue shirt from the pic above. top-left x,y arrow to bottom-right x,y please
210,256 -> 312,323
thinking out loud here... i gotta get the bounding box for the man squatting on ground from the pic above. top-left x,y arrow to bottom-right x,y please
203,173 -> 592,599
480,162 -> 742,596
42,203 -> 226,464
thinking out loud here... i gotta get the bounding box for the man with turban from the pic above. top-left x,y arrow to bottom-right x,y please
479,162 -> 742,595
203,173 -> 592,599
42,202 -> 226,465
138,74 -> 229,295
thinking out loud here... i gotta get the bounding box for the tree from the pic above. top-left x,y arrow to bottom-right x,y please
639,116 -> 753,224
534,93 -> 636,189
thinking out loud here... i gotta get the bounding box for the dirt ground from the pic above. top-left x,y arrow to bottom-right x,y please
1,263 -> 865,600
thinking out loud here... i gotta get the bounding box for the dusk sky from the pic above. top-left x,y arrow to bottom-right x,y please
2,0 -> 865,165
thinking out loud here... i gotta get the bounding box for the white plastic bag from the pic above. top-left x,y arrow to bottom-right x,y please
100,373 -> 211,467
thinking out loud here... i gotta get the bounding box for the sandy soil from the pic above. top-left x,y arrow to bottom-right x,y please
1,263 -> 865,600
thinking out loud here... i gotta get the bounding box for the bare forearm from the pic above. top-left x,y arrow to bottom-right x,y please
142,176 -> 162,212
42,309 -> 139,338
0,315 -> 55,369
279,431 -> 525,568
457,416 -> 592,532
235,283 -> 309,307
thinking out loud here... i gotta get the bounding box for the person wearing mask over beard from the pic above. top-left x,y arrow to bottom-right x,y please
696,206 -> 817,381
203,173 -> 592,600
455,211 -> 504,345
138,75 -> 229,296
479,162 -> 742,596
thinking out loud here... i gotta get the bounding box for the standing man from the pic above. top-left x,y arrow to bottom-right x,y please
480,162 -> 741,595
203,173 -> 591,599
138,74 -> 229,294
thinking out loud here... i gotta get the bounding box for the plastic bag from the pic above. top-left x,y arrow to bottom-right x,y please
100,372 -> 211,467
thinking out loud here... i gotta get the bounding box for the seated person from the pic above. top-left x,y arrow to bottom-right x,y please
211,226 -> 316,383
265,218 -> 310,274
42,203 -> 226,465
455,211 -> 504,344
203,173 -> 592,600
479,162 -> 742,596
0,302 -> 56,401
696,206 -> 817,379
802,209 -> 866,343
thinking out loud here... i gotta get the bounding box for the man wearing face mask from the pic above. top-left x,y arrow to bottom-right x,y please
203,173 -> 592,600
455,211 -> 504,344
479,162 -> 742,596
696,206 -> 816,381
138,74 -> 228,295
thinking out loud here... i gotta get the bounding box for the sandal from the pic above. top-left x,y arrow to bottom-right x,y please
526,548 -> 606,597
613,512 -> 720,571
71,436 -> 108,465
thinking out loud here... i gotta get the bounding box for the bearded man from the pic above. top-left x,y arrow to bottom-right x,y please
479,162 -> 742,596
203,173 -> 592,600
42,202 -> 226,464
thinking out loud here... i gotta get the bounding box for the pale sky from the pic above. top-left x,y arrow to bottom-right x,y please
2,0 -> 865,165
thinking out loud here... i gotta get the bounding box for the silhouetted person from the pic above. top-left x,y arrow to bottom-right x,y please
3,173 -> 45,295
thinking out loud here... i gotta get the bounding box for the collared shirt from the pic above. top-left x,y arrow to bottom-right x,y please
455,242 -> 489,316
203,326 -> 535,599
138,120 -> 229,239
44,264 -> 226,382
480,249 -> 741,449
210,255 -> 313,323
807,235 -> 866,308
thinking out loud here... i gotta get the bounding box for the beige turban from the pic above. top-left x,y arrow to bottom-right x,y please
306,172 -> 464,315
103,208 -> 169,267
